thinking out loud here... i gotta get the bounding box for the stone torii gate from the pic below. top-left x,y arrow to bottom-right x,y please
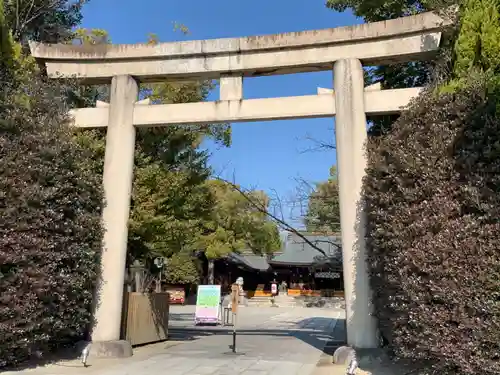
30,10 -> 448,356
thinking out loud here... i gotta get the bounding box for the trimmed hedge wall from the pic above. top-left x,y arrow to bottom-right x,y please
364,82 -> 500,375
0,75 -> 103,368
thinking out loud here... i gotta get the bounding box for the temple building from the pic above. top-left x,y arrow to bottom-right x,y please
210,232 -> 343,298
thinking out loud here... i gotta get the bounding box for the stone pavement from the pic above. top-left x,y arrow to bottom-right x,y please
4,306 -> 345,375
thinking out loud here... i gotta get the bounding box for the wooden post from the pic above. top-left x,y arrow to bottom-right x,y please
231,284 -> 239,314
230,283 -> 239,353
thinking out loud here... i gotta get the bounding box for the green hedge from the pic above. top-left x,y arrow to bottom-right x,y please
364,82 -> 500,375
0,74 -> 103,368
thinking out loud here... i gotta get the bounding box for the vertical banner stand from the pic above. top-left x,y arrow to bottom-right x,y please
224,283 -> 245,356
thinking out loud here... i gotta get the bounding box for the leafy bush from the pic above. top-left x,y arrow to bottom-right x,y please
364,82 -> 500,375
0,74 -> 103,368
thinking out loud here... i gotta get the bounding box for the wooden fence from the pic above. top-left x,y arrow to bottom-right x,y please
121,292 -> 170,346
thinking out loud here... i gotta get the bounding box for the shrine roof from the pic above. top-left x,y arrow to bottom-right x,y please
269,233 -> 341,266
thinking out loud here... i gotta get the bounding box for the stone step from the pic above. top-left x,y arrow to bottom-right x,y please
247,297 -> 303,307
247,296 -> 346,309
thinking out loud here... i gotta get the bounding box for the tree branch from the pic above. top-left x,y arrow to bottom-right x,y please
214,177 -> 341,258
298,133 -> 336,154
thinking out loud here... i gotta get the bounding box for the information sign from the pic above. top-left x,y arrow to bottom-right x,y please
194,285 -> 221,324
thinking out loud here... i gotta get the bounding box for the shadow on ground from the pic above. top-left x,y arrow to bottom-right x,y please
168,317 -> 347,356
169,313 -> 196,322
2,315 -> 346,373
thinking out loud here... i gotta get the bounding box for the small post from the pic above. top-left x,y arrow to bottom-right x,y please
231,283 -> 239,352
232,315 -> 237,353
81,343 -> 91,367
223,283 -> 244,355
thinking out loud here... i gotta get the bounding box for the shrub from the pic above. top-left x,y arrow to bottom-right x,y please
0,74 -> 103,368
364,82 -> 500,375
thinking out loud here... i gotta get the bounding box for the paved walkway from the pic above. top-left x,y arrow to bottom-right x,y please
5,307 -> 345,375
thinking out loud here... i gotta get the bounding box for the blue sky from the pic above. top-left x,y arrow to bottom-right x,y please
81,0 -> 361,226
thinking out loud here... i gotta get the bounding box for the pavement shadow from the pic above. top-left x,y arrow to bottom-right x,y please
169,313 -> 196,322
167,317 -> 347,355
294,317 -> 346,355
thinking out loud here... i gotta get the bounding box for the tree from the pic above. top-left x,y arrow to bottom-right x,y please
128,147 -> 214,263
66,30 -> 226,263
304,166 -> 341,233
200,180 -> 281,257
164,252 -> 202,285
363,0 -> 500,373
0,72 -> 103,369
68,30 -> 280,285
126,34 -> 232,280
4,0 -> 87,44
0,0 -> 13,70
0,2 -> 106,368
217,178 -> 341,258
196,180 -> 281,284
326,0 -> 441,135
364,81 -> 500,375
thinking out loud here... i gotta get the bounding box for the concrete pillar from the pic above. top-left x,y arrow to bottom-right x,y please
220,75 -> 243,100
333,59 -> 378,348
91,75 -> 138,356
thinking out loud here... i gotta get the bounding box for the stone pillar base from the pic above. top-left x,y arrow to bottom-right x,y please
88,340 -> 133,358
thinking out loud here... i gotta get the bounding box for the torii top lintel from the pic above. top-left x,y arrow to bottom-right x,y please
29,11 -> 451,84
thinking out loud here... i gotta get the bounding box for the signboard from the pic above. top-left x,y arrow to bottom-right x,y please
194,285 -> 221,324
314,271 -> 341,279
166,287 -> 185,304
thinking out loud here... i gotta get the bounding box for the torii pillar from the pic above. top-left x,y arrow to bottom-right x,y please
333,59 -> 378,349
90,75 -> 139,357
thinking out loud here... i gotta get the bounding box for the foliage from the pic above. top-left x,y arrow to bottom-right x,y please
129,150 -> 213,262
304,166 -> 341,233
440,0 -> 500,92
131,177 -> 281,284
4,0 -> 87,44
66,30 -> 218,267
363,0 -> 500,372
326,0 -> 437,135
0,0 -> 38,82
0,74 -> 103,368
66,28 -> 111,107
69,29 -> 278,285
164,253 -> 201,285
364,80 -> 500,375
0,0 -> 13,71
198,180 -> 282,259
326,0 -> 427,20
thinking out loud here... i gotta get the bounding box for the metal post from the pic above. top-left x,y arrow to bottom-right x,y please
232,313 -> 237,353
224,284 -> 244,355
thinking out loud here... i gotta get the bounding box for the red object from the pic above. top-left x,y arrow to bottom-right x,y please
166,287 -> 185,304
